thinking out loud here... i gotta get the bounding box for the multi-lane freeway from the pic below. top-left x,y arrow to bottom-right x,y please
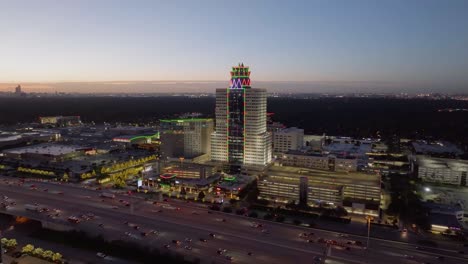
0,177 -> 466,264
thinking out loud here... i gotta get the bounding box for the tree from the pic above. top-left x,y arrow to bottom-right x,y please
22,244 -> 34,254
263,213 -> 274,220
52,252 -> 63,262
43,250 -> 54,260
198,191 -> 205,200
6,238 -> 17,248
248,211 -> 258,218
0,238 -> 7,246
335,206 -> 348,217
275,215 -> 285,222
33,247 -> 44,257
293,219 -> 302,225
62,172 -> 69,182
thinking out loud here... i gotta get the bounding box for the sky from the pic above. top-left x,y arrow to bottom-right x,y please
0,0 -> 467,94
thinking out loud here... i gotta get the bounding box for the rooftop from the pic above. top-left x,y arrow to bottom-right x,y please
267,165 -> 380,187
275,127 -> 304,134
412,140 -> 463,155
160,118 -> 213,123
2,143 -> 81,156
417,155 -> 468,171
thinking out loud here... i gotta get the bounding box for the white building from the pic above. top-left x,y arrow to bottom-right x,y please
160,118 -> 213,159
416,155 -> 468,186
280,151 -> 358,172
258,166 -> 381,216
211,64 -> 272,166
273,127 -> 304,153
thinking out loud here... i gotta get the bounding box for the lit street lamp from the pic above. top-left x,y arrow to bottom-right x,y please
365,215 -> 374,263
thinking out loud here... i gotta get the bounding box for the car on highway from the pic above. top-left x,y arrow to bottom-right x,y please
209,233 -> 216,238
199,238 -> 207,242
96,252 -> 106,258
185,238 -> 192,243
225,255 -> 233,261
217,248 -> 227,255
141,232 -> 148,237
172,240 -> 181,245
184,246 -> 192,250
164,244 -> 170,249
68,216 -> 80,224
247,252 -> 253,256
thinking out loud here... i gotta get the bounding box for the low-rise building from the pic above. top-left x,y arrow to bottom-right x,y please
161,162 -> 215,180
258,166 -> 381,216
279,151 -> 358,172
273,127 -> 304,153
412,140 -> 464,157
39,116 -> 81,127
160,118 -> 213,159
2,143 -> 84,162
416,156 -> 468,186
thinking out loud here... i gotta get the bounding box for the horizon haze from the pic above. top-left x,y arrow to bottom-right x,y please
1,0 -> 467,94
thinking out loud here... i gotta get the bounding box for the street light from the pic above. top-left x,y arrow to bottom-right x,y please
365,215 -> 374,262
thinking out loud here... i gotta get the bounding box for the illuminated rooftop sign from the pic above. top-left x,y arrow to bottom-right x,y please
229,63 -> 251,89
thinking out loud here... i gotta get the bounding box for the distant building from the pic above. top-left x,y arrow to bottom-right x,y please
14,84 -> 22,95
2,143 -> 84,162
211,64 -> 272,166
39,116 -> 81,127
160,118 -> 213,159
416,155 -> 468,186
273,127 -> 304,153
279,151 -> 358,172
106,126 -> 155,136
112,133 -> 160,144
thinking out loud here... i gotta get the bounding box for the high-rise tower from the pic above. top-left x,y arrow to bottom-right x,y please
211,64 -> 272,166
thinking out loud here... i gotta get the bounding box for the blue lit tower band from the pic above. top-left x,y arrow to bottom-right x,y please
211,63 -> 272,167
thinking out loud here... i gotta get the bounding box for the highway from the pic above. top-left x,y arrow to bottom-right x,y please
0,177 -> 467,264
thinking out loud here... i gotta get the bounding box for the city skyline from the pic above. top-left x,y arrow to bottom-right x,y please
1,0 -> 468,93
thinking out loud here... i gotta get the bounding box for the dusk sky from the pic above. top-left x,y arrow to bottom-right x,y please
1,0 -> 467,93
